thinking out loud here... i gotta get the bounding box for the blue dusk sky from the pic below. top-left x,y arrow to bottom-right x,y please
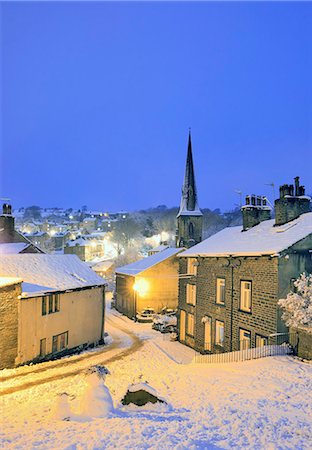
1,1 -> 311,212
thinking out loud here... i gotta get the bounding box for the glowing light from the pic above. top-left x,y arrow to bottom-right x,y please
49,230 -> 56,237
133,278 -> 149,296
91,241 -> 97,248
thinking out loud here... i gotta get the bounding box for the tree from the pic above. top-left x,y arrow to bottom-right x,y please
278,273 -> 312,331
24,206 -> 42,220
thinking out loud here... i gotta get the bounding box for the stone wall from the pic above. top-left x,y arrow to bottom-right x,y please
178,256 -> 281,353
291,326 -> 312,360
0,282 -> 21,369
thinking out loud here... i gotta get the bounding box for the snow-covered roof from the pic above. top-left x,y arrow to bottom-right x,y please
116,247 -> 184,276
66,237 -> 88,247
0,243 -> 29,254
0,276 -> 22,288
0,254 -> 106,297
92,260 -> 114,272
179,212 -> 312,258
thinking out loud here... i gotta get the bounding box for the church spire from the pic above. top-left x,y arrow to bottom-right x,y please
176,131 -> 203,248
177,130 -> 202,217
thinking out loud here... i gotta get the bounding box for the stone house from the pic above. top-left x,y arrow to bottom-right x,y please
64,236 -> 105,262
178,178 -> 312,354
115,248 -> 184,319
0,254 -> 106,369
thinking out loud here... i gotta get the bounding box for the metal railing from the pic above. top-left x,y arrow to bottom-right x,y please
193,333 -> 297,364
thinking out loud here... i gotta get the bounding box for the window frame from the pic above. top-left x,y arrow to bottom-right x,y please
42,297 -> 47,316
215,319 -> 225,347
187,313 -> 195,337
39,338 -> 46,357
186,283 -> 196,306
240,280 -> 252,313
52,331 -> 69,354
255,334 -> 268,347
187,258 -> 198,276
239,328 -> 251,350
216,277 -> 226,305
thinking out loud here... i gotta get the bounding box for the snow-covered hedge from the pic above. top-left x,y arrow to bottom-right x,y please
278,273 -> 312,332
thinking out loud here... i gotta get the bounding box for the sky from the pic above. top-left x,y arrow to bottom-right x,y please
1,1 -> 311,212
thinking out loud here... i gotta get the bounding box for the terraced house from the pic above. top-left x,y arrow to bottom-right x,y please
178,177 -> 312,353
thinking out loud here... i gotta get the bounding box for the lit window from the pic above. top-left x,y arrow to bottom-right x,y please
256,334 -> 267,347
240,281 -> 252,312
216,278 -> 226,305
187,314 -> 194,336
186,284 -> 196,306
215,320 -> 224,347
187,258 -> 197,275
239,328 -> 251,350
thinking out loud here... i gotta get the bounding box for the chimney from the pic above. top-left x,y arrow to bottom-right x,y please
0,202 -> 15,242
275,177 -> 311,226
241,195 -> 271,231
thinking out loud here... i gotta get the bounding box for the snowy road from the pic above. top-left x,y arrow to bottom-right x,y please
0,312 -> 144,396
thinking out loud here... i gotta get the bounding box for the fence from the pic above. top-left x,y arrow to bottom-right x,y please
193,333 -> 297,364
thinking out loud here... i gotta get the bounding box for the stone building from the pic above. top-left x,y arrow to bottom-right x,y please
0,254 -> 106,368
176,132 -> 203,248
115,248 -> 184,319
64,236 -> 105,262
178,177 -> 312,353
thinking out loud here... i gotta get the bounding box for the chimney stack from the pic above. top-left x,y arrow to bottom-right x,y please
0,201 -> 15,242
241,195 -> 271,231
275,177 -> 311,226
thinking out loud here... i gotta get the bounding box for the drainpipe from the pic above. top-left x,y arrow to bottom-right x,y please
100,285 -> 106,344
224,257 -> 241,352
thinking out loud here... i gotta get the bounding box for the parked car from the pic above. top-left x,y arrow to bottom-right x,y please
136,307 -> 156,323
159,324 -> 177,334
152,313 -> 177,332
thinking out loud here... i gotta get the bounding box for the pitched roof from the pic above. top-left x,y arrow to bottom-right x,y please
116,247 -> 184,276
0,277 -> 22,288
179,212 -> 312,257
177,132 -> 202,218
0,254 -> 106,297
0,243 -> 30,254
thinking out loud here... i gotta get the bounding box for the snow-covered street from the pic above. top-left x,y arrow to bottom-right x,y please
0,304 -> 311,450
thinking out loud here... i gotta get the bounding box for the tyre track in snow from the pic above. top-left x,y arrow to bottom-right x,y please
0,315 -> 144,397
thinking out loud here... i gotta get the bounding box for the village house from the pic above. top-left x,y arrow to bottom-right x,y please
0,254 -> 106,369
115,247 -> 184,319
178,177 -> 312,354
64,236 -> 105,261
0,203 -> 43,253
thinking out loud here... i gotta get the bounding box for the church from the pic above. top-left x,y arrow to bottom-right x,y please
115,132 -> 203,319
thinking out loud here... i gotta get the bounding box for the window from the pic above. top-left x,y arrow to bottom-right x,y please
256,334 -> 267,347
203,316 -> 212,351
43,294 -> 60,315
239,328 -> 251,350
187,258 -> 197,276
39,338 -> 46,357
215,320 -> 224,347
54,294 -> 60,312
240,281 -> 252,312
189,222 -> 194,238
42,297 -> 47,316
187,314 -> 194,336
186,284 -> 196,306
49,296 -> 53,314
216,278 -> 226,305
52,331 -> 68,354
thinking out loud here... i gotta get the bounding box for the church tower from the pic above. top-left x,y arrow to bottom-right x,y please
176,131 -> 203,248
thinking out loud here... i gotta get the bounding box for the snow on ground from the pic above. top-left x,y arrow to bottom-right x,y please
0,306 -> 311,450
